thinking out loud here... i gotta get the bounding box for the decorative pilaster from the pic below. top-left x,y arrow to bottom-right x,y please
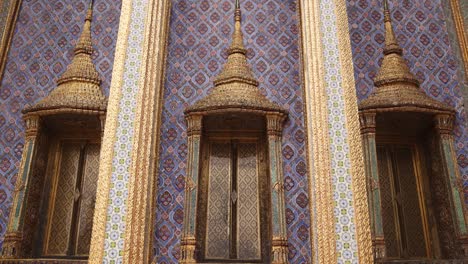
181,114 -> 203,264
434,114 -> 468,256
1,115 -> 41,259
359,112 -> 385,259
266,113 -> 288,264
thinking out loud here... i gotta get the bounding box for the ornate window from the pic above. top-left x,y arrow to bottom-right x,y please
180,2 -> 289,263
196,116 -> 270,262
359,1 -> 468,260
1,2 -> 107,261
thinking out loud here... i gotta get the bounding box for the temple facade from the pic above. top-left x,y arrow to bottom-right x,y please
0,0 -> 466,263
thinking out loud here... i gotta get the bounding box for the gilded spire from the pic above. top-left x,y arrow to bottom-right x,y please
75,0 -> 95,55
383,0 -> 402,55
186,0 -> 284,114
359,0 -> 452,113
230,0 -> 245,53
25,0 -> 106,114
213,0 -> 257,86
58,0 -> 100,85
373,0 -> 418,87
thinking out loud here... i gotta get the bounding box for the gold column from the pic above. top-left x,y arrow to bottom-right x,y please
449,0 -> 468,78
89,0 -> 172,263
359,112 -> 385,259
180,114 -> 203,264
299,0 -> 372,262
434,114 -> 468,256
299,0 -> 336,261
121,0 -> 171,263
266,113 -> 288,264
2,115 -> 41,258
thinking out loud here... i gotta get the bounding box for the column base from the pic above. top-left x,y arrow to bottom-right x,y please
373,237 -> 386,260
272,237 -> 288,264
1,232 -> 22,259
180,236 -> 197,264
459,236 -> 468,258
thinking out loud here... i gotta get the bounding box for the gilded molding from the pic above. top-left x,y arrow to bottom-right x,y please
333,0 -> 373,262
0,0 -> 21,83
299,0 -> 336,262
449,0 -> 468,78
88,0 -> 134,262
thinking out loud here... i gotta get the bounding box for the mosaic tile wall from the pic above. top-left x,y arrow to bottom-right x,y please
0,0 -> 122,248
154,0 -> 311,262
346,0 -> 468,204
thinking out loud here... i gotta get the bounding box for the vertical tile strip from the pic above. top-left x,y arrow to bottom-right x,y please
319,1 -> 359,261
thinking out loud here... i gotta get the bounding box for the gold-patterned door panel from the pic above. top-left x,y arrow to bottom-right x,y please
204,141 -> 262,262
76,144 -> 100,256
377,144 -> 428,259
377,146 -> 399,258
46,143 -> 81,256
393,147 -> 427,258
236,143 -> 261,260
205,142 -> 232,259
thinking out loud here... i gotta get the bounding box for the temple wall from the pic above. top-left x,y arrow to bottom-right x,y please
346,0 -> 468,204
0,0 -> 122,248
0,0 -> 465,261
154,0 -> 311,262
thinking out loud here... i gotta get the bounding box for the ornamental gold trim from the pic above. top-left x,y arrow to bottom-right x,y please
298,0 -> 336,263
88,0 -> 134,262
449,0 -> 468,78
0,0 -> 21,83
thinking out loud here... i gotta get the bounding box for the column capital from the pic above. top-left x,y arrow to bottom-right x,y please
359,111 -> 376,135
186,114 -> 203,136
266,113 -> 286,137
434,113 -> 454,136
23,115 -> 41,139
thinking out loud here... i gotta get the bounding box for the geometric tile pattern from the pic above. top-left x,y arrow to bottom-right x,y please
346,0 -> 468,205
0,0 -> 122,249
320,0 -> 359,262
154,1 -> 311,263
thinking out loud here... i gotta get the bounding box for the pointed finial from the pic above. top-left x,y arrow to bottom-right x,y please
384,0 -> 391,22
229,0 -> 245,54
234,0 -> 241,23
212,0 -> 256,86
382,0 -> 402,55
86,0 -> 94,22
74,0 -> 94,55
